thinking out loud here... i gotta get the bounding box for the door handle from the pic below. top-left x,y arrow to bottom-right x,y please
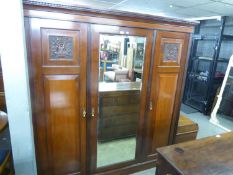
149,101 -> 153,111
91,108 -> 95,117
82,109 -> 86,118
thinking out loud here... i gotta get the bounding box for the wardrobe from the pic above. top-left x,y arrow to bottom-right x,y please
23,1 -> 196,175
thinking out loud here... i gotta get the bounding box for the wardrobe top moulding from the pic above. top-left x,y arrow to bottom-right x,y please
23,0 -> 198,33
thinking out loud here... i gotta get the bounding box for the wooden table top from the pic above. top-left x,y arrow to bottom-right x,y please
0,111 -> 7,132
157,132 -> 233,175
99,82 -> 141,92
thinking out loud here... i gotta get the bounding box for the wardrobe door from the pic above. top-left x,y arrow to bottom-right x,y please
88,25 -> 153,174
28,18 -> 87,175
146,31 -> 190,157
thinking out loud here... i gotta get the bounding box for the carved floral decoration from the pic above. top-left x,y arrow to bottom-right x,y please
49,35 -> 73,59
163,43 -> 180,62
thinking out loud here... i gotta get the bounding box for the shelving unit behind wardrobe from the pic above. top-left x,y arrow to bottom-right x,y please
183,16 -> 233,114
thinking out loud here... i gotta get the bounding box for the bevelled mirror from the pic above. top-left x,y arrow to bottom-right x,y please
97,34 -> 146,167
211,56 -> 233,132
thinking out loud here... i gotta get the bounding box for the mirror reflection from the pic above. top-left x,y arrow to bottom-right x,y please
97,34 -> 146,167
210,55 -> 233,132
214,67 -> 233,131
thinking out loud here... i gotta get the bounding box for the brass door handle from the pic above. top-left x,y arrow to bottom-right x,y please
150,101 -> 153,111
91,108 -> 95,117
82,109 -> 86,118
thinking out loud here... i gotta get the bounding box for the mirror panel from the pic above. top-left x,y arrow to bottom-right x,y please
216,67 -> 233,130
97,34 -> 146,167
211,56 -> 233,132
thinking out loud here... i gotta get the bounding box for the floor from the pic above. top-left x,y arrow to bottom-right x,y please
132,168 -> 156,175
214,114 -> 233,132
180,111 -> 232,139
97,137 -> 136,167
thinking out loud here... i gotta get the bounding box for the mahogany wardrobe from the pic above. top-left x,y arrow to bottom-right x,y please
23,1 -> 196,175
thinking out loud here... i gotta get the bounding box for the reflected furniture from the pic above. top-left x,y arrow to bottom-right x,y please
100,60 -> 118,72
104,67 -> 130,82
156,132 -> 233,175
98,82 -> 140,141
23,1 -> 196,174
175,114 -> 198,144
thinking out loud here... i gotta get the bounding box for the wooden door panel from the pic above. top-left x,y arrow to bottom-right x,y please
27,18 -> 87,175
151,74 -> 178,151
147,31 -> 190,156
44,75 -> 81,174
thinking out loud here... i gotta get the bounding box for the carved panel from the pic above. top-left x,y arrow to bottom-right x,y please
42,28 -> 80,66
158,36 -> 184,66
49,35 -> 73,60
163,43 -> 180,62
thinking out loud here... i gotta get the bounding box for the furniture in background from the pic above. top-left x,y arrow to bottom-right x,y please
0,61 -> 13,175
24,1 -> 195,174
126,44 -> 143,80
126,46 -> 134,70
175,114 -> 198,144
0,112 -> 11,150
218,68 -> 233,117
98,82 -> 140,141
0,113 -> 14,175
0,150 -> 13,175
211,55 -> 233,122
0,61 -> 6,113
0,112 -> 7,132
133,43 -> 144,70
183,16 -> 233,114
156,132 -> 233,175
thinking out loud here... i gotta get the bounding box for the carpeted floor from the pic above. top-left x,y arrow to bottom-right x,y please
97,137 -> 136,167
181,103 -> 198,114
180,111 -> 232,139
131,168 -> 156,175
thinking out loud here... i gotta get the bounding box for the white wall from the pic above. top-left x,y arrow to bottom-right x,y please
0,0 -> 37,174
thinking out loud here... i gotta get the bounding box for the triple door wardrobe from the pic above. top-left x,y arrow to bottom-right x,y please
23,1 -> 196,174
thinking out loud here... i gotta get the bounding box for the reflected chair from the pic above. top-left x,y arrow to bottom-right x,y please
104,66 -> 130,82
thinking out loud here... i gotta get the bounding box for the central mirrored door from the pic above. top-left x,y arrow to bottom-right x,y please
97,34 -> 146,167
89,25 -> 153,173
